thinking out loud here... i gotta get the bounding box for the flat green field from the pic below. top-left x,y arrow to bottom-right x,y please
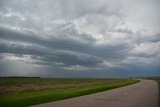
0,77 -> 139,107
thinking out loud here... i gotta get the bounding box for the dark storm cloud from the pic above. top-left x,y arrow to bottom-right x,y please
0,0 -> 160,77
0,28 -> 131,68
0,27 -> 92,52
0,27 -> 130,59
0,28 -> 104,68
0,39 -> 102,67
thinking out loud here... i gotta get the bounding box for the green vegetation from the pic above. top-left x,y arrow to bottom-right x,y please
0,77 -> 139,107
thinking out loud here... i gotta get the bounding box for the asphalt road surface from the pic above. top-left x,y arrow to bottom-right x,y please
31,79 -> 159,107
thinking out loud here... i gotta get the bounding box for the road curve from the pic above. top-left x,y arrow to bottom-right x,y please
31,79 -> 159,107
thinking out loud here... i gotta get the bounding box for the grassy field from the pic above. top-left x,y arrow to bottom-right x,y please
0,77 -> 139,107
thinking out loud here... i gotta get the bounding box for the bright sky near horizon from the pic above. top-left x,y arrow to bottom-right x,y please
0,0 -> 160,77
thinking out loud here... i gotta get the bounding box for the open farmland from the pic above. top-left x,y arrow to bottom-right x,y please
0,77 -> 139,107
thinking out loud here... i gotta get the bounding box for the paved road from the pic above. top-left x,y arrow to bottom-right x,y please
31,79 -> 159,107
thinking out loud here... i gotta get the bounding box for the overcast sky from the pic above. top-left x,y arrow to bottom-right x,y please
0,0 -> 160,77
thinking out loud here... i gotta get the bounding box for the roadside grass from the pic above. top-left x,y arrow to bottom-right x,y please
0,78 -> 139,107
